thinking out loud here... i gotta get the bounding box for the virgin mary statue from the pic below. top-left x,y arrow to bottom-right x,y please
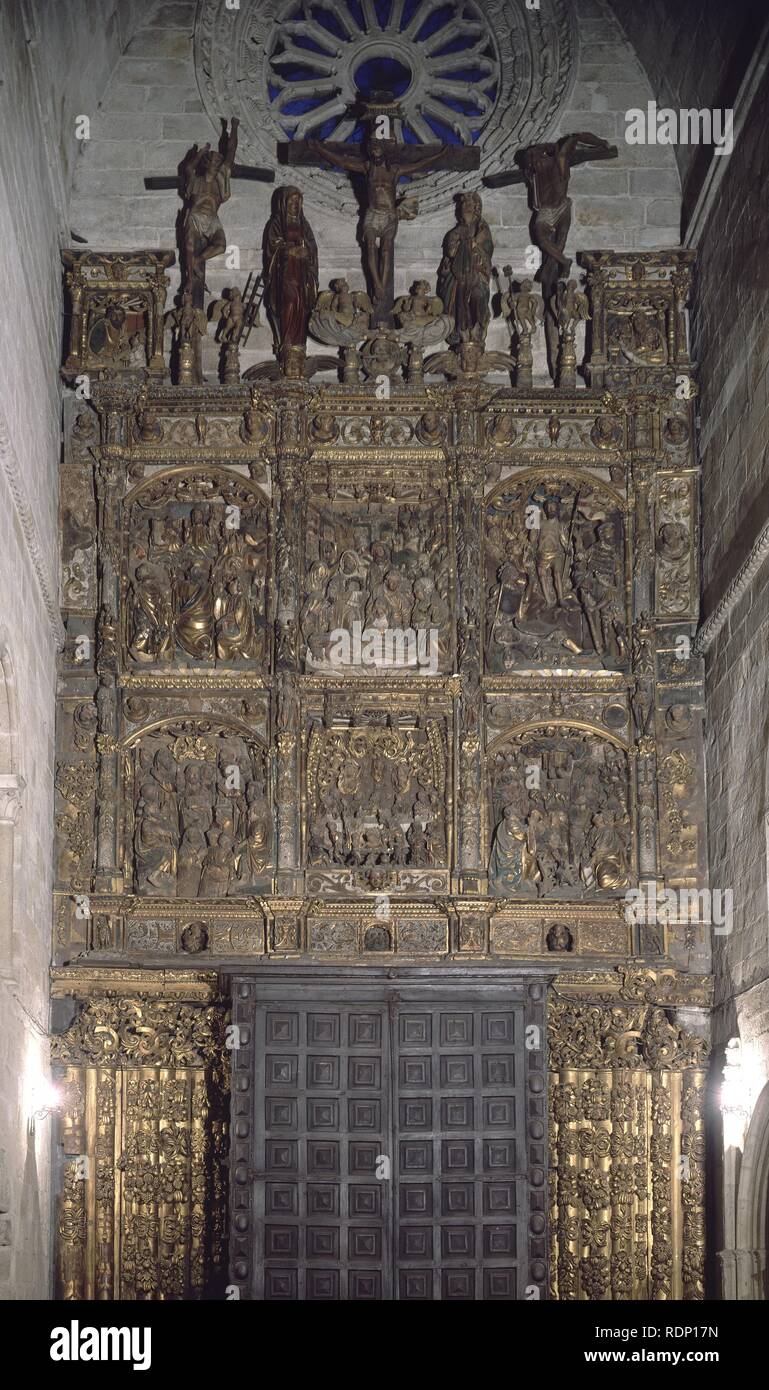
262,185 -> 318,364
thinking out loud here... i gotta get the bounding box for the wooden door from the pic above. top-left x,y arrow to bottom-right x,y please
229,974 -> 547,1301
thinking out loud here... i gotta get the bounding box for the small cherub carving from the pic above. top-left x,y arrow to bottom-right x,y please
393,279 -> 444,329
311,278 -> 372,345
210,286 -> 245,343
555,278 -> 591,333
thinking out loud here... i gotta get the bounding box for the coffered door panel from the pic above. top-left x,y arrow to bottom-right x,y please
253,1000 -> 392,1300
394,1000 -> 529,1301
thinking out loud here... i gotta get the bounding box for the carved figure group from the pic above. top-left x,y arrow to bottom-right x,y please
128,499 -> 268,665
301,500 -> 450,668
486,483 -> 626,669
308,720 -> 446,870
489,731 -> 630,897
133,737 -> 270,897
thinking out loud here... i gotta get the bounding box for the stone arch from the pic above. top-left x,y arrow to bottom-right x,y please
486,717 -> 629,756
734,1079 -> 769,1298
484,467 -> 627,518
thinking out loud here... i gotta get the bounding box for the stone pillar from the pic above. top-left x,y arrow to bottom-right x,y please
453,400 -> 485,891
0,773 -> 23,978
274,394 -> 308,894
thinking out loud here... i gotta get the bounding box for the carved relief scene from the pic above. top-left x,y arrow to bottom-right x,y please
123,470 -> 269,670
485,475 -> 627,671
488,728 -> 632,898
305,705 -> 449,893
126,722 -> 271,898
302,467 -> 451,673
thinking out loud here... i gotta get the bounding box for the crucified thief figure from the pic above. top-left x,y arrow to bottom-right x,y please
485,132 -> 617,373
180,117 -> 239,307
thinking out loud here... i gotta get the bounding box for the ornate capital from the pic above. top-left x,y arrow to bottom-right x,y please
549,996 -> 708,1071
51,995 -> 225,1067
0,773 -> 24,824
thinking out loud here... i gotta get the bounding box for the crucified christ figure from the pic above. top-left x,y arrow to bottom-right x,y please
280,111 -> 479,324
310,136 -> 442,309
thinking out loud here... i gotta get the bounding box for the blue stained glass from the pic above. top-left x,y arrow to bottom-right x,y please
415,4 -> 454,42
347,0 -> 364,30
440,94 -> 485,116
400,0 -> 422,28
281,96 -> 324,115
421,113 -> 460,144
354,55 -> 412,97
432,37 -> 484,57
311,4 -> 347,40
292,34 -> 331,54
270,1 -> 498,154
272,62 -> 321,81
439,67 -> 494,84
317,115 -> 344,139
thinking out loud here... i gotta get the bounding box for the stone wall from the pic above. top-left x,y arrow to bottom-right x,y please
0,0 -> 149,1301
693,39 -> 769,1289
608,0 -> 759,200
67,0 -> 682,381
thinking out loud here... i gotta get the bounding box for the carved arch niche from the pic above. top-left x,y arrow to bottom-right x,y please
484,469 -> 629,674
121,467 -> 271,673
119,717 -> 272,900
486,721 -> 634,900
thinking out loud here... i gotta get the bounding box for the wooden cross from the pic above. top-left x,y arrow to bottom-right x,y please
144,118 -> 274,308
279,96 -> 480,325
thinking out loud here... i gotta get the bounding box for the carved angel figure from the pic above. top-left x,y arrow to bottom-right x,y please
210,286 -> 245,343
393,278 -> 453,346
555,278 -> 591,333
508,277 -> 543,336
310,278 -> 372,346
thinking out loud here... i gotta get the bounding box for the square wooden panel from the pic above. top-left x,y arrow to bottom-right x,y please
307,1098 -> 339,1130
266,1012 -> 298,1045
307,1055 -> 340,1089
349,1013 -> 381,1045
265,1097 -> 297,1129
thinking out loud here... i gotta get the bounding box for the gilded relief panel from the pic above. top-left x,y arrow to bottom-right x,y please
303,693 -> 451,896
122,467 -> 270,672
121,718 -> 271,899
300,458 -> 453,674
487,723 -> 634,899
484,469 -> 629,673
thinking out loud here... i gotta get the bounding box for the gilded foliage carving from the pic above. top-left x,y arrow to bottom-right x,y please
549,994 -> 706,1301
52,998 -> 225,1068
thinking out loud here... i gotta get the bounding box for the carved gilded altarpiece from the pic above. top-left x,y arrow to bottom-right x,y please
52,247 -> 710,1300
